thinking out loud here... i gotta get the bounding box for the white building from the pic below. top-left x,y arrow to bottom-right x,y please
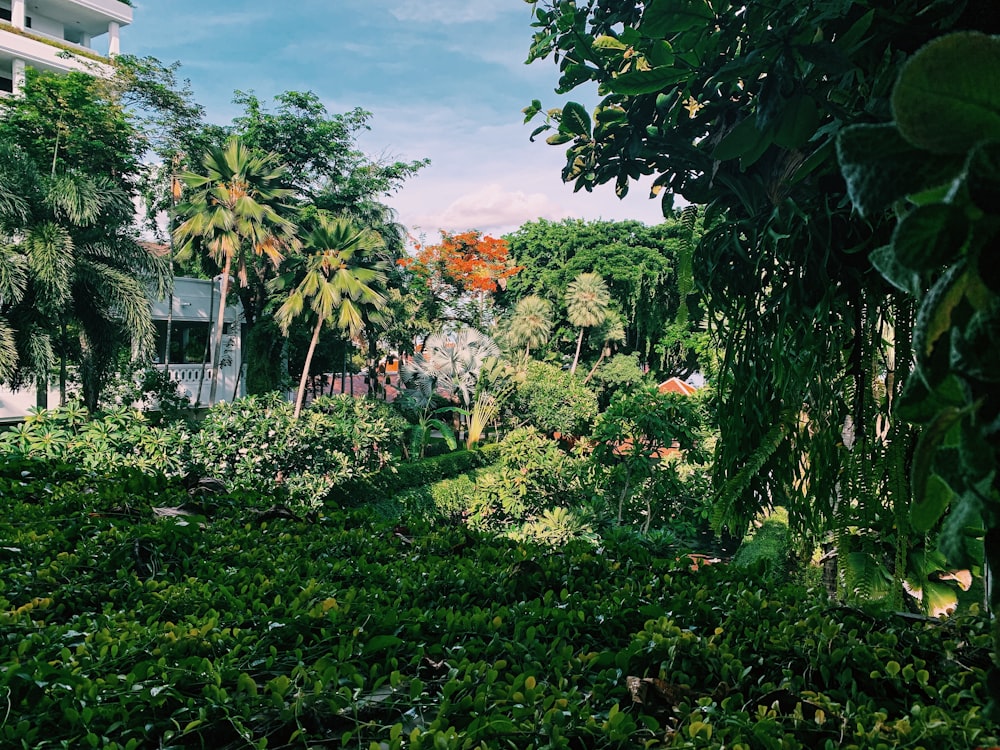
0,0 -> 131,92
151,277 -> 245,407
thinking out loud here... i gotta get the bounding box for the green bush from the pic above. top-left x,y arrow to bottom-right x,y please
513,361 -> 599,436
188,393 -> 403,509
734,517 -> 792,572
0,468 -> 994,749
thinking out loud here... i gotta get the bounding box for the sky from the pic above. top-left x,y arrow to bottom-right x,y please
125,0 -> 670,239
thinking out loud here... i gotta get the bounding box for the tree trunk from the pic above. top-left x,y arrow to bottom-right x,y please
570,327 -> 585,374
208,263 -> 231,406
294,316 -> 323,418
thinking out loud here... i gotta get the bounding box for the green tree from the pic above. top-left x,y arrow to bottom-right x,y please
565,272 -> 611,374
522,0 -> 985,549
513,361 -> 599,438
503,217 -> 700,372
507,295 -> 554,358
591,387 -> 705,531
272,215 -> 388,418
0,70 -> 170,408
173,136 -> 298,405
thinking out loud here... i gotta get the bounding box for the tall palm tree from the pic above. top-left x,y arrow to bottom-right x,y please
272,215 -> 388,418
173,137 -> 297,405
507,295 -> 553,358
566,272 -> 611,374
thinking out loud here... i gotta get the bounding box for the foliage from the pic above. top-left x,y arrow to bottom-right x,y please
505,294 -> 554,358
271,214 -> 388,417
837,30 -> 1000,703
0,402 -> 192,475
503,218 -> 702,373
329,447 -> 500,508
401,327 -> 502,413
188,393 -> 400,509
173,136 -> 298,404
0,69 -> 141,186
1,468 -> 995,748
733,518 -> 793,574
591,387 -> 707,531
512,361 -> 599,437
565,272 -> 611,374
521,0 -> 990,559
401,230 -> 521,328
0,139 -> 170,408
589,352 -> 649,409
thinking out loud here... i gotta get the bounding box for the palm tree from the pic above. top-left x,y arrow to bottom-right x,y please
402,327 -> 501,413
172,137 -> 297,405
272,215 -> 388,418
0,144 -> 170,408
566,272 -> 611,374
507,295 -> 553,358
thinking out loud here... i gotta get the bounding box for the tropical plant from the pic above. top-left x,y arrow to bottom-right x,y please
513,361 -> 599,437
591,387 -> 706,531
837,30 -> 1000,698
271,214 -> 388,418
506,294 -> 553,358
0,144 -> 170,409
401,327 -> 501,417
172,136 -> 298,405
565,272 -> 611,374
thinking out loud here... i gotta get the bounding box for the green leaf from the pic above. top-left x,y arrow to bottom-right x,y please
713,117 -> 769,162
607,66 -> 689,96
546,132 -> 573,145
593,35 -> 627,51
911,473 -> 954,532
914,263 -> 970,359
911,406 -> 965,515
772,95 -> 821,149
837,123 -> 959,218
640,0 -> 713,37
869,245 -> 921,296
891,204 -> 968,271
893,32 -> 1000,154
896,373 -> 968,423
363,635 -> 403,654
559,101 -> 591,138
965,141 -> 1000,213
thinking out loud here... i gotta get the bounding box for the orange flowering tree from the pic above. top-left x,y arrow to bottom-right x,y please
398,230 -> 522,329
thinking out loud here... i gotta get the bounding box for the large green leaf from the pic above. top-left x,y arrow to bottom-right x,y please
640,0 -> 713,37
772,95 -> 821,149
869,245 -> 921,296
891,204 -> 968,271
965,141 -> 1000,213
559,101 -> 591,138
836,124 -> 958,218
911,472 -> 954,532
892,32 -> 1000,154
607,66 -> 689,96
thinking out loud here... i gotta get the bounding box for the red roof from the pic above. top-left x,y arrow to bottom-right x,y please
657,377 -> 697,396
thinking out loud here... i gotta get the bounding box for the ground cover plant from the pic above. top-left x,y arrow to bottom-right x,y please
1,465 -> 995,749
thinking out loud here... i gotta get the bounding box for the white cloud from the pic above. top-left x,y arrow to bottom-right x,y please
411,183 -> 570,235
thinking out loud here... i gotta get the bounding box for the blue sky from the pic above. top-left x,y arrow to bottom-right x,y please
127,0 -> 669,236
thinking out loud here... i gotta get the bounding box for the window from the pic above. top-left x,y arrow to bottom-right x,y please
0,9 -> 10,22
153,321 -> 211,364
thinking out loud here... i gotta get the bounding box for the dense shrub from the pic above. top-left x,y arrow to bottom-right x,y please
0,403 -> 193,474
328,446 -> 500,507
189,393 -> 404,508
513,361 -> 599,436
1,469 -> 995,749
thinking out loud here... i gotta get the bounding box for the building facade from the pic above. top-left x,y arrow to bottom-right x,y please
151,277 -> 245,408
0,0 -> 131,92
